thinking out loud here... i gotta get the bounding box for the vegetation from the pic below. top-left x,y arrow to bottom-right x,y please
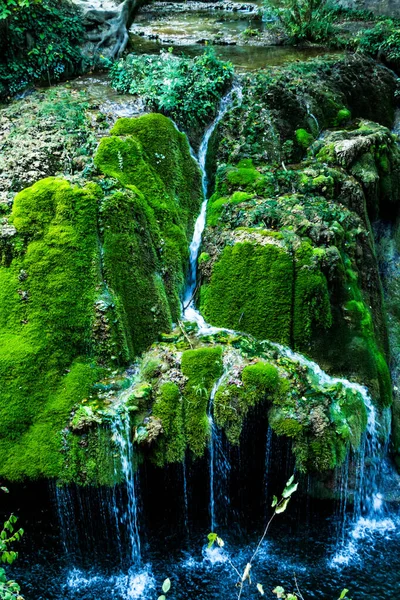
109,49 -> 234,134
0,488 -> 24,600
0,0 -> 84,100
0,113 -> 202,482
264,0 -> 334,43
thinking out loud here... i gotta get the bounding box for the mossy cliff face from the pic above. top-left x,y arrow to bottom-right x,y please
208,55 -> 398,174
0,113 -> 202,482
199,118 -> 398,410
95,113 -> 202,322
65,327 -> 370,482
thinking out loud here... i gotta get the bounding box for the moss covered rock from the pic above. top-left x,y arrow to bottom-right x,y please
0,113 -> 202,482
68,329 -> 372,477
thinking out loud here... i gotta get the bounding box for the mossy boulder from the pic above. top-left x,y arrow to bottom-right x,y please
0,113 -> 203,482
199,118 -> 397,410
69,331 -> 374,477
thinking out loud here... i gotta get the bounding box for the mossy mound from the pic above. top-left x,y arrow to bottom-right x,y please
95,113 -> 202,319
0,113 -> 202,482
199,120 -> 396,409
210,55 -> 397,171
65,328 -> 372,480
0,178 -> 103,480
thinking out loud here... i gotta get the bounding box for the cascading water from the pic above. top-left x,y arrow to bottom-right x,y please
111,408 -> 141,566
207,353 -> 236,531
183,83 -> 243,332
263,341 -> 393,563
179,84 -> 243,532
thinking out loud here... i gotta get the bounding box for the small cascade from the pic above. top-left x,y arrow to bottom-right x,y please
182,458 -> 190,534
263,426 -> 273,506
207,350 -> 237,531
111,408 -> 141,566
183,83 -> 243,331
53,483 -> 80,556
208,372 -> 230,531
269,341 -> 385,512
305,99 -> 319,135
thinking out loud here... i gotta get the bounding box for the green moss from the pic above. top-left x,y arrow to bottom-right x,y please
214,361 -> 279,443
207,191 -> 253,227
62,423 -> 119,486
268,379 -> 368,473
200,240 -> 331,350
95,114 -> 202,320
335,108 -> 351,126
100,188 -> 172,357
295,128 -> 314,149
181,346 -> 223,456
293,242 -> 332,348
225,160 -> 261,188
200,242 -> 293,344
152,382 -> 185,465
198,252 -> 211,265
242,361 -> 279,390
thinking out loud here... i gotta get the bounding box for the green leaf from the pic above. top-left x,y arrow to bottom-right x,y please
282,482 -> 298,498
339,590 -> 349,599
286,475 -> 294,487
275,497 -> 290,514
207,532 -> 218,548
162,578 -> 171,594
158,597 -> 166,600
287,595 -> 298,600
271,495 -> 278,507
273,586 -> 285,598
257,583 -> 265,595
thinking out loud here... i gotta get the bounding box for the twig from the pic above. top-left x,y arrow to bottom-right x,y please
294,574 -> 305,600
182,284 -> 199,311
178,320 -> 193,348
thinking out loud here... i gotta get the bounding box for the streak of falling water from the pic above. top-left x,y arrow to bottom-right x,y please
263,426 -> 273,507
182,458 -> 190,535
111,409 -> 141,566
208,351 -> 237,531
183,83 -> 243,332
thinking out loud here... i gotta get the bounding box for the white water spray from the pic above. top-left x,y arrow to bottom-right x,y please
183,83 -> 243,332
111,408 -> 141,566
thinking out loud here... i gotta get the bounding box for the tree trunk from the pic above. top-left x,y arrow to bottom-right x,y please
84,0 -> 149,59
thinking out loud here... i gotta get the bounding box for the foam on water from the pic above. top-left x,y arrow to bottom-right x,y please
65,565 -> 156,598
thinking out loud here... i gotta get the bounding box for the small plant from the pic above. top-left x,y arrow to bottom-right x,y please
243,27 -> 260,37
108,49 -> 234,132
208,475 -> 298,599
0,487 -> 24,600
158,577 -> 171,600
263,0 -> 334,43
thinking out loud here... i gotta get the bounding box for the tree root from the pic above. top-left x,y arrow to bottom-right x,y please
83,0 -> 148,58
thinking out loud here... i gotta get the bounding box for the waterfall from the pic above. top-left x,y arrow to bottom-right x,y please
268,341 -> 385,515
111,408 -> 141,566
263,426 -> 273,509
183,83 -> 243,332
208,352 -> 236,531
182,458 -> 190,535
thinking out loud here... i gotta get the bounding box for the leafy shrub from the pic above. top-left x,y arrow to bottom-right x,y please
0,489 -> 24,600
0,0 -> 84,100
108,49 -> 234,132
356,19 -> 400,65
264,0 -> 335,42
